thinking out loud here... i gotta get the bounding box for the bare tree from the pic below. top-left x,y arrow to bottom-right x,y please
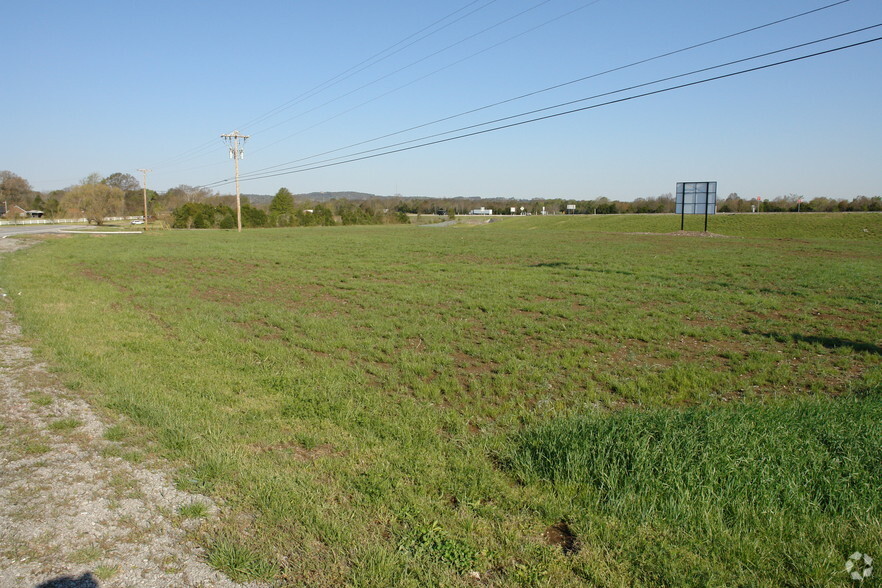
0,171 -> 34,209
62,183 -> 124,225
102,172 -> 140,192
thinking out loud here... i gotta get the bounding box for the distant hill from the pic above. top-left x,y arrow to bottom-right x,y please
243,191 -> 381,205
299,191 -> 380,201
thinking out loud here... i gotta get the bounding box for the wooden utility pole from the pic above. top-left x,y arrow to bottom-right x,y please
221,131 -> 250,232
137,168 -> 151,231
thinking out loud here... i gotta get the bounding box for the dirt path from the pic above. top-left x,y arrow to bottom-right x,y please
0,238 -> 257,588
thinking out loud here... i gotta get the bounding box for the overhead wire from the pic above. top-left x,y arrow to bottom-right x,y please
248,0 -> 606,155
149,0 -> 574,178
238,0 -> 500,132
199,34 -> 881,188
229,24 -> 882,180
144,0 -> 499,175
154,0 -> 854,186
233,0 -> 856,179
244,0 -> 567,139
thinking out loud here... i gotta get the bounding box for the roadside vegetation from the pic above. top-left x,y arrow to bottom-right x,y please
1,213 -> 880,586
3,168 -> 881,228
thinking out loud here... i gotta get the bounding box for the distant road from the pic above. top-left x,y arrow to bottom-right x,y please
0,224 -> 90,238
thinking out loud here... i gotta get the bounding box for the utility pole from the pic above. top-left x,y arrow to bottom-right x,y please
221,130 -> 250,232
137,168 -> 151,231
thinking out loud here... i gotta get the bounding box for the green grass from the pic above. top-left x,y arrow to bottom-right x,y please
28,392 -> 54,406
207,537 -> 277,582
69,545 -> 103,564
178,501 -> 209,519
93,564 -> 120,580
48,417 -> 83,432
506,395 -> 882,585
1,214 -> 880,586
21,441 -> 52,456
102,424 -> 128,442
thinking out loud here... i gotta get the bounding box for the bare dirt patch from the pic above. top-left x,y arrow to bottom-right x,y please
543,521 -> 581,555
0,238 -> 261,588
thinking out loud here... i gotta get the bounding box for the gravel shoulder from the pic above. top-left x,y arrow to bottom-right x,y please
0,238 -> 258,588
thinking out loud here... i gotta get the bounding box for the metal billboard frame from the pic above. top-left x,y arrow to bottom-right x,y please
676,181 -> 717,232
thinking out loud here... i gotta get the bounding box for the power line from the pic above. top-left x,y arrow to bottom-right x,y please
145,1 -> 499,175
245,0 -> 569,140
237,0 -> 855,178
200,35 -> 881,188
235,24 -> 880,178
238,0 -> 501,132
153,0 -> 853,184
248,0 -> 606,155
152,0 -> 584,179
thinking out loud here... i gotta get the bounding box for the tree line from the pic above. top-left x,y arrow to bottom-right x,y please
170,188 -> 410,229
2,170 -> 879,228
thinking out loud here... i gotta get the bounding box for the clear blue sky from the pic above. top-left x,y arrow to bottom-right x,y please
3,0 -> 881,201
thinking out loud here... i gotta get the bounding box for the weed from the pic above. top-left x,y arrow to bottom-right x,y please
48,417 -> 83,432
103,424 -> 128,441
178,502 -> 209,519
69,545 -> 102,564
28,392 -> 53,406
93,564 -> 119,580
398,521 -> 477,573
207,538 -> 276,582
22,441 -> 51,456
121,450 -> 144,464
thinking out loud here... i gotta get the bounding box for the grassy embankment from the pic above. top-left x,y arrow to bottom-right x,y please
1,212 -> 880,586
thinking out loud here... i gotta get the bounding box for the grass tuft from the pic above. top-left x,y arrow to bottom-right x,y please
178,501 -> 209,519
103,424 -> 128,441
69,545 -> 102,564
398,521 -> 478,573
93,564 -> 119,580
207,538 -> 276,582
28,392 -> 54,406
48,417 -> 83,432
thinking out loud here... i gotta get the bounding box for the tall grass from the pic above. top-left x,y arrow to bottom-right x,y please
510,397 -> 882,517
506,395 -> 881,584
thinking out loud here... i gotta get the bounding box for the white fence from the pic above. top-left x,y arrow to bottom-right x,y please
0,216 -> 138,226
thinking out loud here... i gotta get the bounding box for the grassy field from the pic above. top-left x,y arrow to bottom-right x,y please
1,213 -> 880,586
